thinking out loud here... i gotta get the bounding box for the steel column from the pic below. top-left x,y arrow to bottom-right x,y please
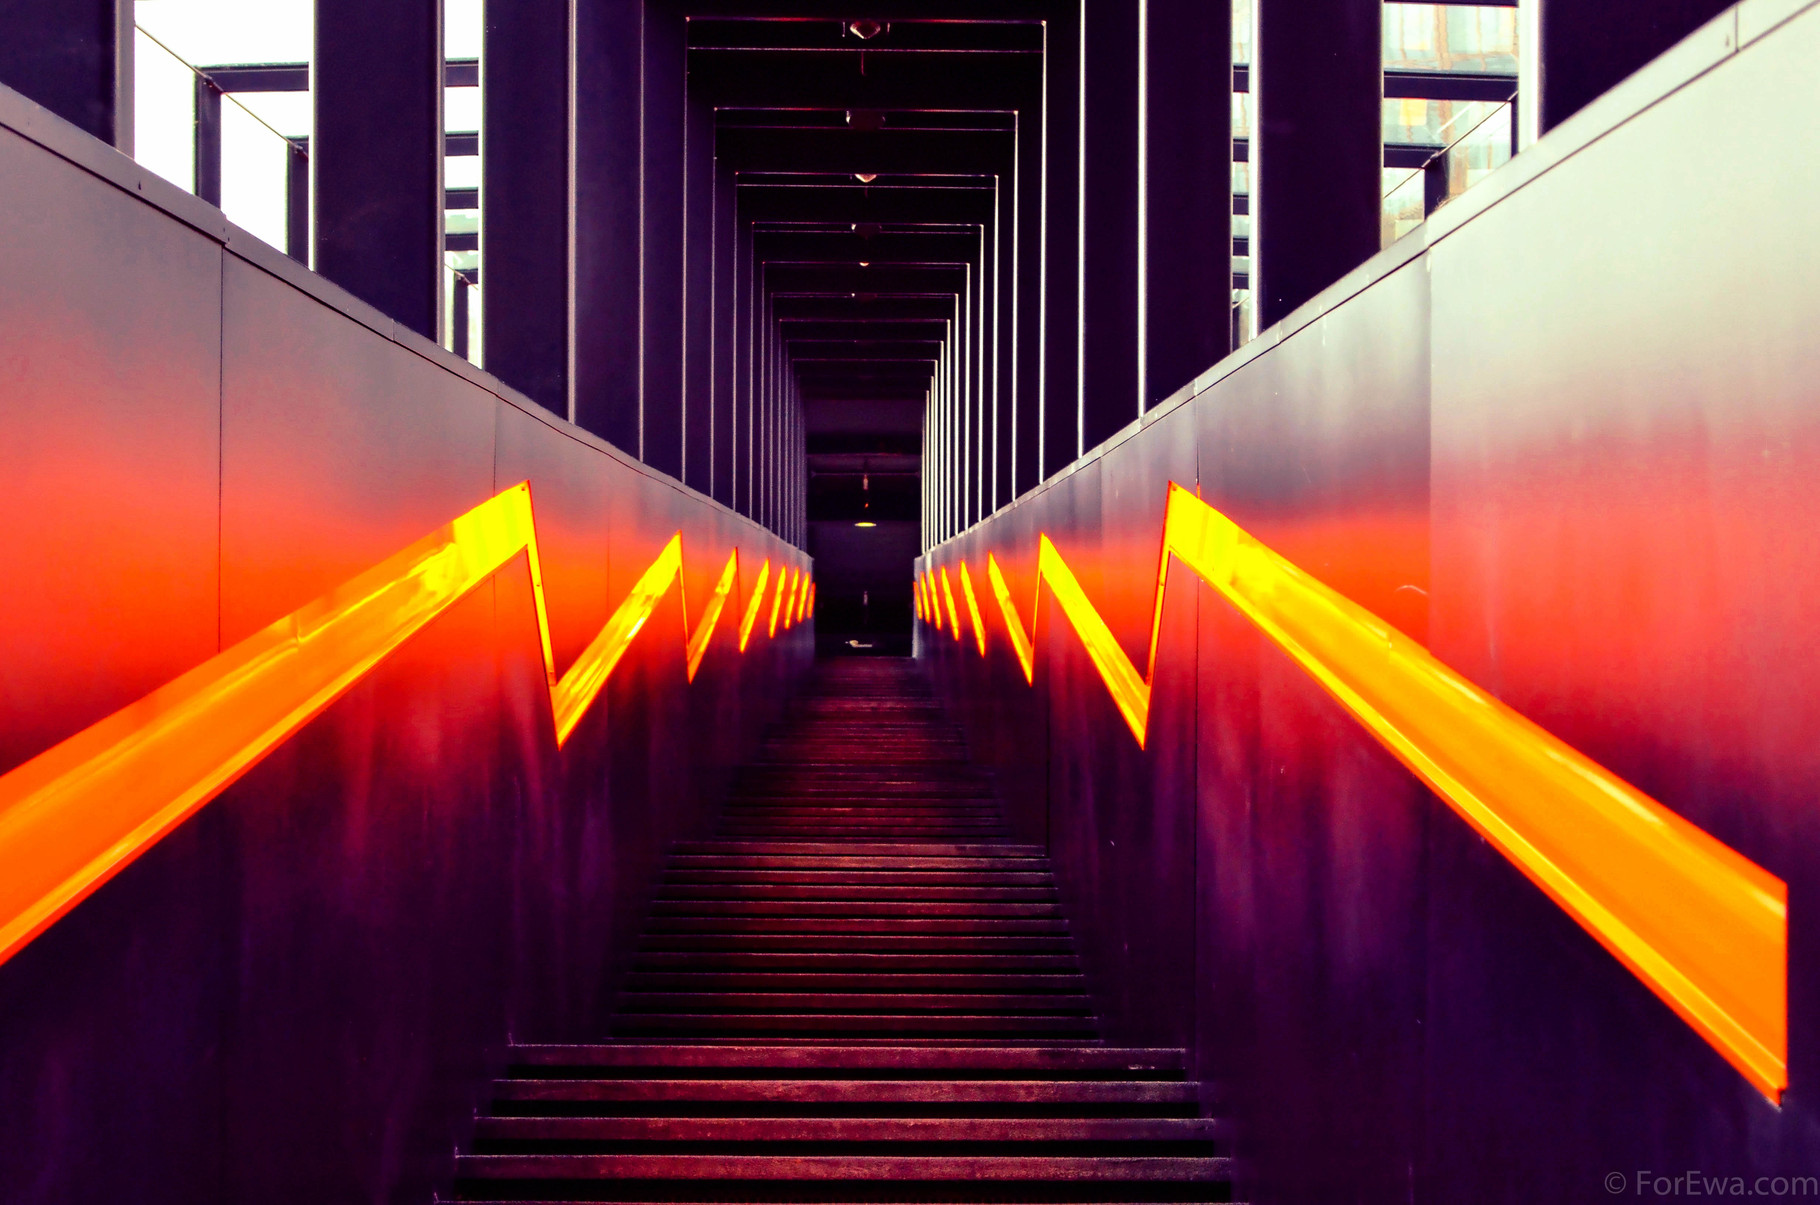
683,84 -> 715,491
0,0 -> 131,150
572,0 -> 644,455
640,0 -> 686,480
711,154 -> 737,508
482,0 -> 571,416
1041,11 -> 1081,479
1144,0 -> 1232,405
193,76 -> 221,206
314,0 -> 443,339
1079,0 -> 1141,450
1536,0 -> 1734,131
1253,0 -> 1380,328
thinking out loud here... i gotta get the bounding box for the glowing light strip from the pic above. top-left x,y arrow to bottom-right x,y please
684,552 -> 741,682
985,554 -> 1034,682
552,534 -> 684,743
936,481 -> 1787,1100
939,567 -> 962,640
738,559 -> 772,652
807,582 -> 816,619
958,562 -> 987,656
794,573 -> 811,625
0,483 -> 805,971
768,567 -> 792,638
914,576 -> 928,622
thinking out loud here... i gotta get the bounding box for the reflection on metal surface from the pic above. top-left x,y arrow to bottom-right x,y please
551,533 -> 685,743
739,559 -> 772,652
939,567 -> 962,640
935,481 -> 1787,1100
0,482 -> 805,972
985,553 -> 1035,683
958,562 -> 987,656
794,572 -> 812,625
769,566 -> 793,638
685,551 -> 741,682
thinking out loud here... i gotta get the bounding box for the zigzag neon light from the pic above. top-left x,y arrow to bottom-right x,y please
933,480 -> 1787,1102
0,482 -> 806,972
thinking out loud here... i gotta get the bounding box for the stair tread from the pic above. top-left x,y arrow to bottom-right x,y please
456,1153 -> 1232,1180
457,662 -> 1229,1198
473,1116 -> 1223,1141
508,1046 -> 1185,1071
493,1080 -> 1197,1102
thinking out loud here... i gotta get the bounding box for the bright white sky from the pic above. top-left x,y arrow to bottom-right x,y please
133,0 -> 481,65
132,0 -> 481,255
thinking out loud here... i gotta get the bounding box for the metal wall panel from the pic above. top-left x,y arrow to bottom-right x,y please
0,126 -> 221,780
1425,10 -> 1820,1193
920,8 -> 1820,1200
0,98 -> 813,1204
219,257 -> 499,645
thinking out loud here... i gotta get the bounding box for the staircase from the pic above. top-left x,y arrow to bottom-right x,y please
454,658 -> 1234,1202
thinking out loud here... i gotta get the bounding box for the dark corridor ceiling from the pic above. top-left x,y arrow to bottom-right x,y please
696,11 -> 1042,457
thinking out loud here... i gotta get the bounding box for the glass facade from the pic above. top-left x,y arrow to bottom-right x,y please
1383,3 -> 1518,74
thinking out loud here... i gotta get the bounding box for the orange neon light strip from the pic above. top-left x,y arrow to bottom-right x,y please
927,572 -> 944,631
939,567 -> 963,640
684,552 -> 741,682
807,582 -> 816,619
738,559 -> 772,652
768,566 -> 792,638
985,553 -> 1035,683
914,576 -> 927,621
794,573 -> 812,625
0,482 -> 806,972
786,570 -> 806,629
958,562 -> 987,656
943,481 -> 1787,1100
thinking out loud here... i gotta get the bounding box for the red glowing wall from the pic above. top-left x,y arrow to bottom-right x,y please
919,10 -> 1820,1202
0,84 -> 811,1204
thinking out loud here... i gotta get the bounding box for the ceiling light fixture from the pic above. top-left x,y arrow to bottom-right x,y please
854,172 -> 877,184
848,19 -> 887,39
854,521 -> 877,528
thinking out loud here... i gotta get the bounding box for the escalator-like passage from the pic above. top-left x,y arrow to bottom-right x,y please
454,658 -> 1235,1202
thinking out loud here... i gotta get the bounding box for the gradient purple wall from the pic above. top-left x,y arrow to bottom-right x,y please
0,84 -> 811,1203
920,7 -> 1820,1201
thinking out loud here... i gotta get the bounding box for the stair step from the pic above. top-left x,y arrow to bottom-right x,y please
624,974 -> 1088,992
456,1153 -> 1231,1181
454,662 -> 1230,1201
609,1015 -> 1100,1036
667,857 -> 1051,871
617,992 -> 1094,1013
639,934 -> 1079,952
646,918 -> 1070,935
632,953 -> 1084,972
490,1079 -> 1200,1105
656,888 -> 1059,904
651,901 -> 1062,918
472,1116 -> 1223,1143
506,1046 -> 1186,1074
672,842 -> 1047,857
